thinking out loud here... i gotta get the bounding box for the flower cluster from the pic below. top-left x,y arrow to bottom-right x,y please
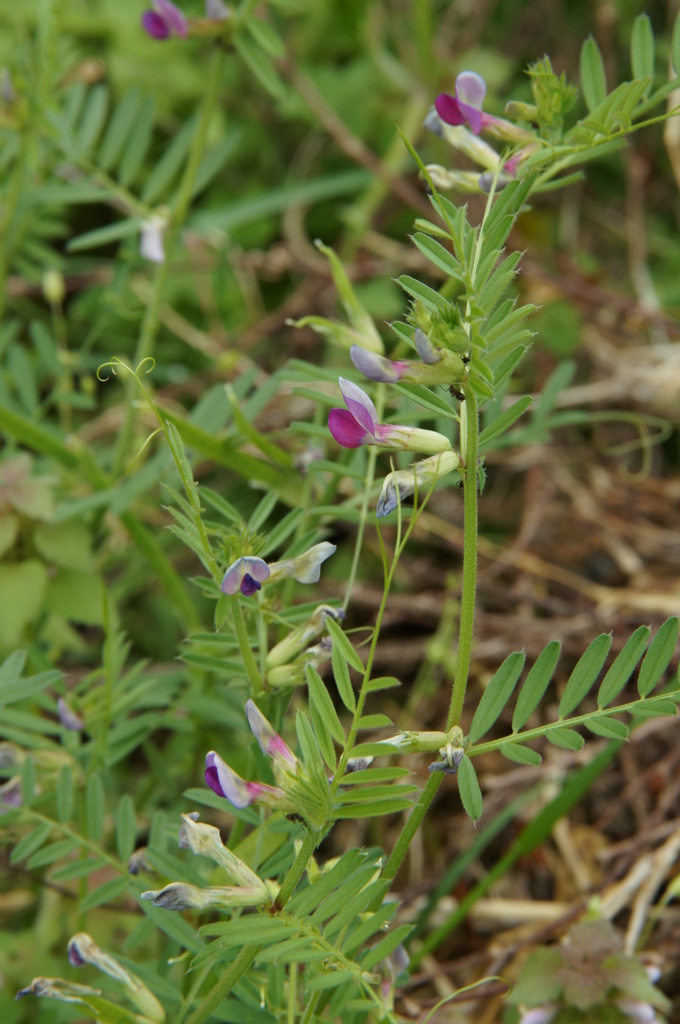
427,71 -> 537,194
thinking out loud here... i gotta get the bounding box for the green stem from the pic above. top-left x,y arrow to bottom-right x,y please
274,826 -> 320,908
447,390 -> 479,729
113,47 -> 225,476
231,598 -> 263,695
371,393 -> 480,893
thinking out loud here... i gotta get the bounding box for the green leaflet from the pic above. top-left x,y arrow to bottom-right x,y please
331,639 -> 357,714
457,755 -> 483,821
637,617 -> 679,696
468,651 -> 525,744
598,625 -> 650,707
55,765 -> 74,824
115,794 -> 136,863
585,716 -> 629,740
558,632 -> 611,718
10,823 -> 52,865
630,14 -> 655,83
546,726 -> 584,750
580,35 -> 608,112
499,742 -> 542,766
79,877 -> 129,912
479,396 -> 533,449
411,232 -> 463,280
85,773 -> 105,842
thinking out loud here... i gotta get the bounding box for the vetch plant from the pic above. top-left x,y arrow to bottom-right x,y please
4,7 -> 680,1024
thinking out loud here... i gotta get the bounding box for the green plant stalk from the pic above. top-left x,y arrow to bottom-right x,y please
371,391 -> 480,891
231,599 -> 263,695
330,489 -> 425,789
113,47 -> 226,476
447,390 -> 479,729
274,825 -> 321,909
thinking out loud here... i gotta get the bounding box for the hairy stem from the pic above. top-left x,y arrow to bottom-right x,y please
447,390 -> 479,728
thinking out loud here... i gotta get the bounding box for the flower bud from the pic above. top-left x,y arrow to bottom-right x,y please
425,165 -> 486,193
376,451 -> 461,518
142,881 -> 269,910
266,605 -> 341,669
66,933 -> 165,1022
177,813 -> 266,892
42,269 -> 65,307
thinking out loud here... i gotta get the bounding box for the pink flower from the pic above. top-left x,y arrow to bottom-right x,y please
141,0 -> 188,40
435,72 -> 487,134
328,378 -> 452,454
205,700 -> 299,811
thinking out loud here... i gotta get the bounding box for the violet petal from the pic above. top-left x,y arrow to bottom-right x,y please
338,377 -> 377,434
328,408 -> 370,448
434,93 -> 466,126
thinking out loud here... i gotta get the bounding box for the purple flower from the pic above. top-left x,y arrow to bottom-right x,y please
220,556 -> 271,596
328,378 -> 452,454
435,72 -> 535,144
205,750 -> 284,808
435,72 -> 487,134
205,700 -> 300,812
349,332 -> 464,388
220,543 -> 336,597
142,0 -> 188,40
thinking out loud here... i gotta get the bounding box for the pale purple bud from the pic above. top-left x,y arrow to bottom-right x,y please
350,345 -> 405,383
426,165 -> 486,193
615,1001 -> 657,1023
413,329 -> 440,364
127,847 -> 151,875
57,697 -> 83,732
245,699 -> 298,771
205,750 -> 283,809
518,1010 -> 556,1024
142,881 -> 268,910
428,747 -> 464,774
0,776 -> 22,809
